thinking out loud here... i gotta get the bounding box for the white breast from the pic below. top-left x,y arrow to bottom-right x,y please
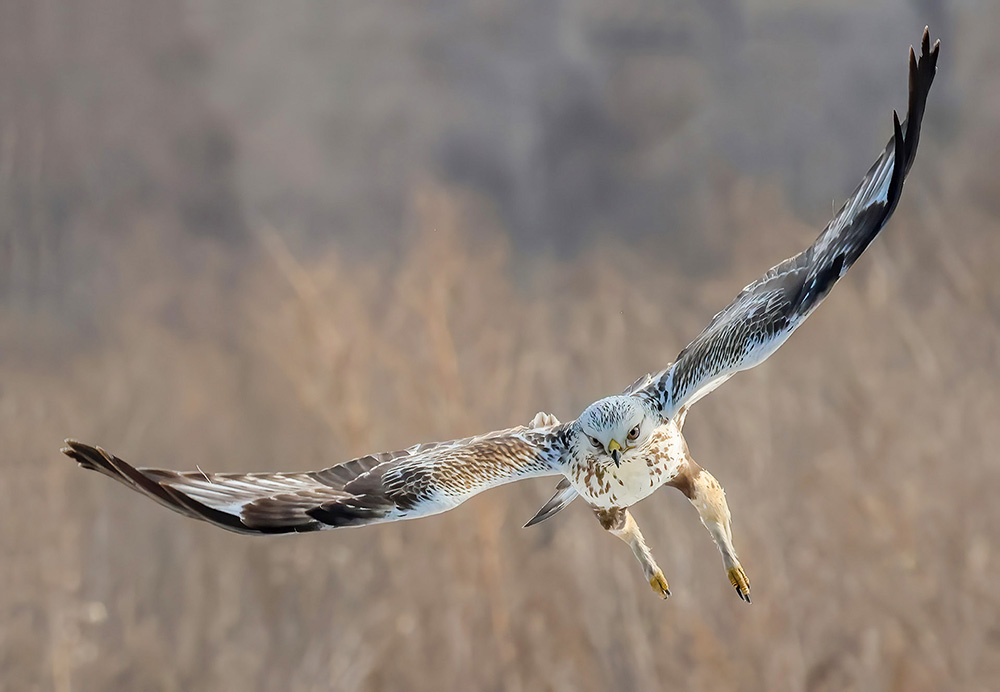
569,421 -> 688,508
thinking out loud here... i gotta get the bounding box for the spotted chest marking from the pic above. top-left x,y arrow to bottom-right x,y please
568,422 -> 689,508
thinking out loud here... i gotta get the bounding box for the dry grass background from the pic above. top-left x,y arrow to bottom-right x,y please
4,172 -> 1000,690
3,1 -> 1000,691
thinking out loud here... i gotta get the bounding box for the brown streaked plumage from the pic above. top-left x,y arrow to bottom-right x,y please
63,418 -> 573,534
63,30 -> 939,603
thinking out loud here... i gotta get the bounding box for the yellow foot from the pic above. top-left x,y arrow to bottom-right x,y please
649,571 -> 671,599
727,565 -> 752,604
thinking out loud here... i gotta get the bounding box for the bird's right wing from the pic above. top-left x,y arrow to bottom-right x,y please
63,422 -> 574,534
634,29 -> 939,421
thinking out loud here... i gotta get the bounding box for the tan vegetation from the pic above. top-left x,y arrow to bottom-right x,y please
4,169 -> 1000,689
3,2 -> 1000,690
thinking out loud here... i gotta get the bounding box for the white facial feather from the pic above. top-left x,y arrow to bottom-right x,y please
578,395 -> 652,455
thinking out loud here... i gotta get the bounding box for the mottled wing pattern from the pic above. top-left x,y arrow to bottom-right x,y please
63,423 -> 573,534
637,29 -> 939,420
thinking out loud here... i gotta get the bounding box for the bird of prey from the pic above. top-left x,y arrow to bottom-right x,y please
63,30 -> 939,603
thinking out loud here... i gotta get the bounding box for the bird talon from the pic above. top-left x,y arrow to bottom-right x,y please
649,571 -> 671,599
727,565 -> 751,604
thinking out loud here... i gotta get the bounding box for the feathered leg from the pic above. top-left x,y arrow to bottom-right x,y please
594,507 -> 670,599
668,461 -> 751,603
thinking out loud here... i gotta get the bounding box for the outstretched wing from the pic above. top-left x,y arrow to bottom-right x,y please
63,423 -> 573,534
636,29 -> 939,420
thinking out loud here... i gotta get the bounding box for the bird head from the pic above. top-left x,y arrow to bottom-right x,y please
578,396 -> 653,467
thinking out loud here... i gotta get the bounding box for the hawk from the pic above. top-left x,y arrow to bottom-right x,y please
63,30 -> 939,603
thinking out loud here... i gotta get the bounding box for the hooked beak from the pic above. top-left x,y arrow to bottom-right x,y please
608,439 -> 622,467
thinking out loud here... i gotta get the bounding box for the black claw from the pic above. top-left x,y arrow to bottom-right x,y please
732,583 -> 751,603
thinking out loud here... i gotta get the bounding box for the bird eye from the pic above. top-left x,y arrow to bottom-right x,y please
588,436 -> 602,448
627,424 -> 640,441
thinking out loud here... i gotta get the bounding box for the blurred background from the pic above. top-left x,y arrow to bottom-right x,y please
2,0 -> 999,690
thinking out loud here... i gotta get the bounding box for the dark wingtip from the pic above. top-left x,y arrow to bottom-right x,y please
898,28 -> 939,179
885,109 -> 906,206
62,438 -> 104,470
59,439 -> 274,534
893,112 -> 904,165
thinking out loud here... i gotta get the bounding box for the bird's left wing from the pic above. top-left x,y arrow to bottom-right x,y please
635,29 -> 939,420
63,422 -> 574,534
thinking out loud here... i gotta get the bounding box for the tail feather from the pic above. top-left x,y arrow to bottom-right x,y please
523,478 -> 578,528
